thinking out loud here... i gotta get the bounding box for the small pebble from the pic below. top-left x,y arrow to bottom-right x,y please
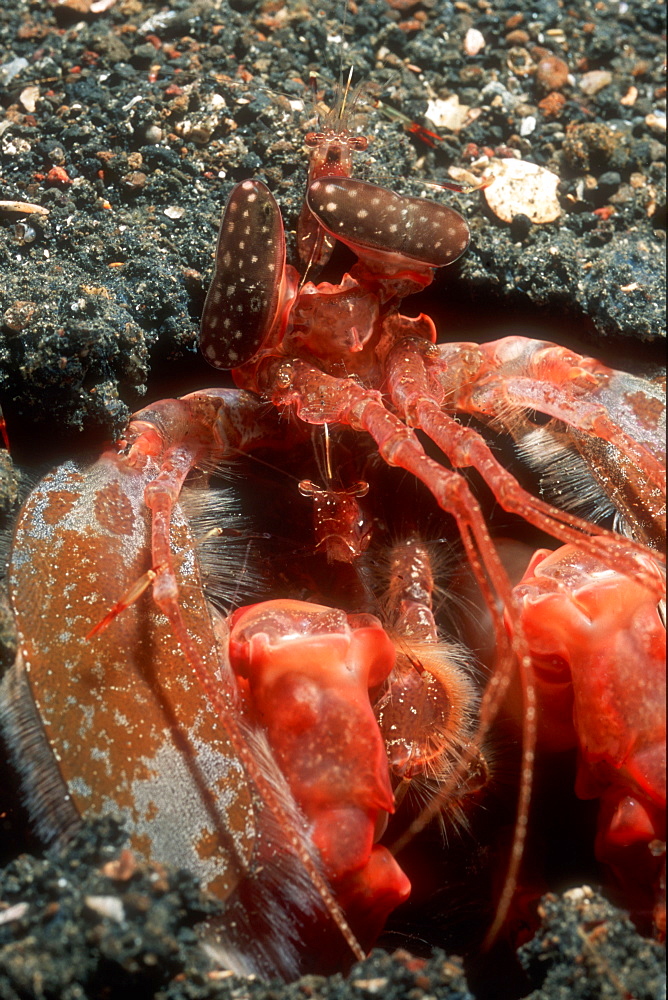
535,55 -> 569,92
645,112 -> 666,134
0,57 -> 28,86
122,170 -> 147,190
141,124 -> 163,144
505,29 -> 530,45
519,115 -> 537,136
597,171 -> 621,193
538,92 -> 567,117
464,28 -> 485,57
45,166 -> 71,185
510,213 -> 532,241
579,70 -> 613,95
53,0 -> 94,12
84,895 -> 126,923
3,301 -> 36,332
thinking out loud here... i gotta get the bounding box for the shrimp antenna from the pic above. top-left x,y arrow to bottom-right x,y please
338,65 -> 355,122
336,0 -> 351,101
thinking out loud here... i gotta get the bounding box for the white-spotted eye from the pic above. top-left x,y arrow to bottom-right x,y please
306,177 -> 470,268
200,179 -> 285,369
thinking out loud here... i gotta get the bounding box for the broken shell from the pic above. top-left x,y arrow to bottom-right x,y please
448,166 -> 482,189
483,158 -> 562,224
0,200 -> 49,216
425,95 -> 474,132
19,86 -> 39,113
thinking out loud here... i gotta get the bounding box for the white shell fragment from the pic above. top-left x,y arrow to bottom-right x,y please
579,70 -> 613,96
448,166 -> 482,189
520,115 -> 537,137
483,158 -> 562,224
645,112 -> 666,134
464,28 -> 486,56
0,902 -> 29,926
425,95 -> 473,133
84,895 -> 126,923
19,86 -> 39,113
0,200 -> 49,215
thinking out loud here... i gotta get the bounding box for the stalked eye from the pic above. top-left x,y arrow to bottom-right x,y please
306,177 -> 470,269
200,179 -> 285,370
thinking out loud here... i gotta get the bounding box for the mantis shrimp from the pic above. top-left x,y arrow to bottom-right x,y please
0,90 -> 665,981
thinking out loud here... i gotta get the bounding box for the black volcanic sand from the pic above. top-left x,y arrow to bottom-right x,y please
0,0 -> 665,998
0,818 -> 664,1000
0,0 -> 664,454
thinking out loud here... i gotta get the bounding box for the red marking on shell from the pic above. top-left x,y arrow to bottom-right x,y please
624,390 -> 664,432
94,479 -> 136,535
41,488 -> 83,525
8,454 -> 255,901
